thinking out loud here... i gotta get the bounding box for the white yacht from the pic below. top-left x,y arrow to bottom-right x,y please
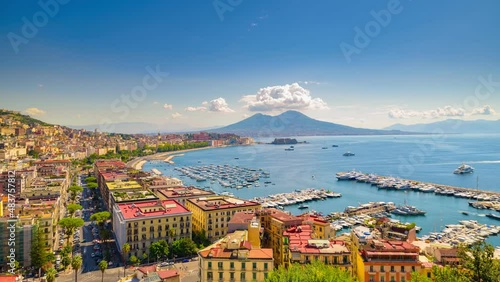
454,163 -> 474,174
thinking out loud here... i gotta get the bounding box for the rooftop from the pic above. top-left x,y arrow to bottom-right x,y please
157,186 -> 214,199
258,208 -> 302,223
284,225 -> 350,255
106,180 -> 143,190
117,199 -> 191,220
187,196 -> 260,211
111,189 -> 158,203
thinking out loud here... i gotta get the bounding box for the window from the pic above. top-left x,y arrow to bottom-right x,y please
240,272 -> 246,280
381,266 -> 385,272
207,272 -> 213,279
412,266 -> 415,272
401,266 -> 404,272
390,266 -> 395,272
264,273 -> 268,279
369,275 -> 375,282
218,272 -> 223,280
381,276 -> 385,282
370,266 -> 374,272
252,262 -> 257,270
264,263 -> 268,270
253,272 -> 257,280
241,262 -> 246,269
230,272 -> 234,279
401,277 -> 406,282
218,262 -> 223,270
208,262 -> 212,269
230,262 -> 234,269
390,276 -> 395,282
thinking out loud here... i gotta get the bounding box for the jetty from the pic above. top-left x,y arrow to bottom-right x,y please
419,220 -> 500,246
250,188 -> 341,209
336,170 -> 500,202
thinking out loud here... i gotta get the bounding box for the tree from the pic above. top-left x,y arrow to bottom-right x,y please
67,203 -> 83,217
192,230 -> 211,248
171,238 -> 198,258
45,267 -> 57,282
265,260 -> 355,282
122,243 -> 131,277
90,211 -> 111,227
149,240 -> 169,262
61,255 -> 71,270
71,255 -> 83,282
99,260 -> 108,282
87,182 -> 98,189
85,176 -> 97,183
141,252 -> 149,263
30,225 -> 50,272
68,185 -> 83,202
431,266 -> 469,282
458,241 -> 500,282
129,255 -> 139,266
58,217 -> 85,244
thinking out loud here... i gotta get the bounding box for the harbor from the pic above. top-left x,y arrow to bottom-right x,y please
250,188 -> 342,209
336,170 -> 500,201
420,220 -> 500,246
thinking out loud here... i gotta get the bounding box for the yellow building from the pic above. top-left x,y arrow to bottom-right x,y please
185,196 -> 261,242
283,225 -> 352,272
198,226 -> 274,282
256,209 -> 302,267
112,199 -> 192,258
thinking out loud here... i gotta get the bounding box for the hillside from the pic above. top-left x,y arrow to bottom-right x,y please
385,119 -> 500,134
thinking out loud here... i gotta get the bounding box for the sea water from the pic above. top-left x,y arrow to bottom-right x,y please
143,134 -> 500,246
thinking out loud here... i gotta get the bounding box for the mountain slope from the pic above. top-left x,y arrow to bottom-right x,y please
385,119 -> 500,134
209,111 -> 410,137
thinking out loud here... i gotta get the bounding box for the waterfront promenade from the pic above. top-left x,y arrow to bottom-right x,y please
126,146 -> 216,170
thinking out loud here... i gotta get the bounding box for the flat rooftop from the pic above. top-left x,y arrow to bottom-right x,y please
284,225 -> 349,255
117,199 -> 190,220
187,196 -> 260,211
106,180 -> 142,190
157,186 -> 215,199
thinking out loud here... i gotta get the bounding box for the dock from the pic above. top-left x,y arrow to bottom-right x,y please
250,188 -> 341,209
336,170 -> 500,202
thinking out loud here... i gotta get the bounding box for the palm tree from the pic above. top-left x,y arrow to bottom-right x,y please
98,260 -> 108,282
71,255 -> 83,282
45,267 -> 57,282
122,243 -> 131,277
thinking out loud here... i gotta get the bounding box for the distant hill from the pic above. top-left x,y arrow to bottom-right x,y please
0,109 -> 52,126
208,110 -> 412,137
385,119 -> 500,134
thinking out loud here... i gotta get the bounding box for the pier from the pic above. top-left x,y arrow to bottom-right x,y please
336,170 -> 500,202
250,188 -> 342,209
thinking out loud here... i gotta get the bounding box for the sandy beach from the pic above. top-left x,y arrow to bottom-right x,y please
127,146 -> 216,170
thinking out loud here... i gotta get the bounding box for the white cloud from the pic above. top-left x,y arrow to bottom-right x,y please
388,106 -> 466,119
163,103 -> 173,110
24,107 -> 46,116
171,112 -> 182,119
207,97 -> 234,113
185,97 -> 234,113
471,105 -> 496,115
185,106 -> 207,112
241,82 -> 329,112
299,80 -> 323,85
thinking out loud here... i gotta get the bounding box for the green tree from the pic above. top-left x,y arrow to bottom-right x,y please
432,265 -> 469,282
99,260 -> 108,282
71,255 -> 83,282
129,255 -> 139,266
192,230 -> 211,248
265,260 -> 355,282
68,185 -> 83,202
458,241 -> 499,282
30,225 -> 50,271
90,211 -> 111,227
85,176 -> 97,183
67,203 -> 83,217
61,255 -> 71,270
87,182 -> 98,189
45,267 -> 57,282
141,252 -> 149,263
171,238 -> 198,258
122,243 -> 131,277
149,240 -> 169,261
58,217 -> 85,245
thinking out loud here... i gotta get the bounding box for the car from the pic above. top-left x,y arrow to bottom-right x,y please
91,253 -> 95,258
182,259 -> 190,263
159,262 -> 169,267
108,261 -> 113,266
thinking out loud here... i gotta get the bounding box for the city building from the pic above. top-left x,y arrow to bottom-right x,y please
113,199 -> 192,258
198,226 -> 274,282
185,196 -> 261,242
104,180 -> 143,210
143,176 -> 183,190
283,225 -> 351,272
155,186 -> 215,206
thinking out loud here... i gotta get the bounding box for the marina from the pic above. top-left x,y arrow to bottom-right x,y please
336,170 -> 500,201
250,188 -> 342,209
175,164 -> 271,189
420,220 -> 500,246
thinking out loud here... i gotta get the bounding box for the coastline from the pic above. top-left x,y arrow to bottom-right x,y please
127,145 -> 228,170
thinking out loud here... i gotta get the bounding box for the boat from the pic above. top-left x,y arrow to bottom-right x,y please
461,211 -> 469,215
332,145 -> 339,147
234,157 -> 239,159
343,152 -> 355,156
391,204 -> 426,216
485,213 -> 500,221
298,204 -> 309,209
322,147 -> 328,149
454,163 -> 474,174
285,148 -> 294,151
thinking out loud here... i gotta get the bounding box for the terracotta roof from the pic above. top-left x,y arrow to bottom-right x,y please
157,269 -> 179,279
137,265 -> 157,274
187,196 -> 260,211
117,199 -> 191,220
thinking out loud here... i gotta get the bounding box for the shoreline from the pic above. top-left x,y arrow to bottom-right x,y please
127,145 -> 235,170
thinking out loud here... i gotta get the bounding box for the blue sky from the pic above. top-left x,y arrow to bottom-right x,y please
1,0 -> 499,131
